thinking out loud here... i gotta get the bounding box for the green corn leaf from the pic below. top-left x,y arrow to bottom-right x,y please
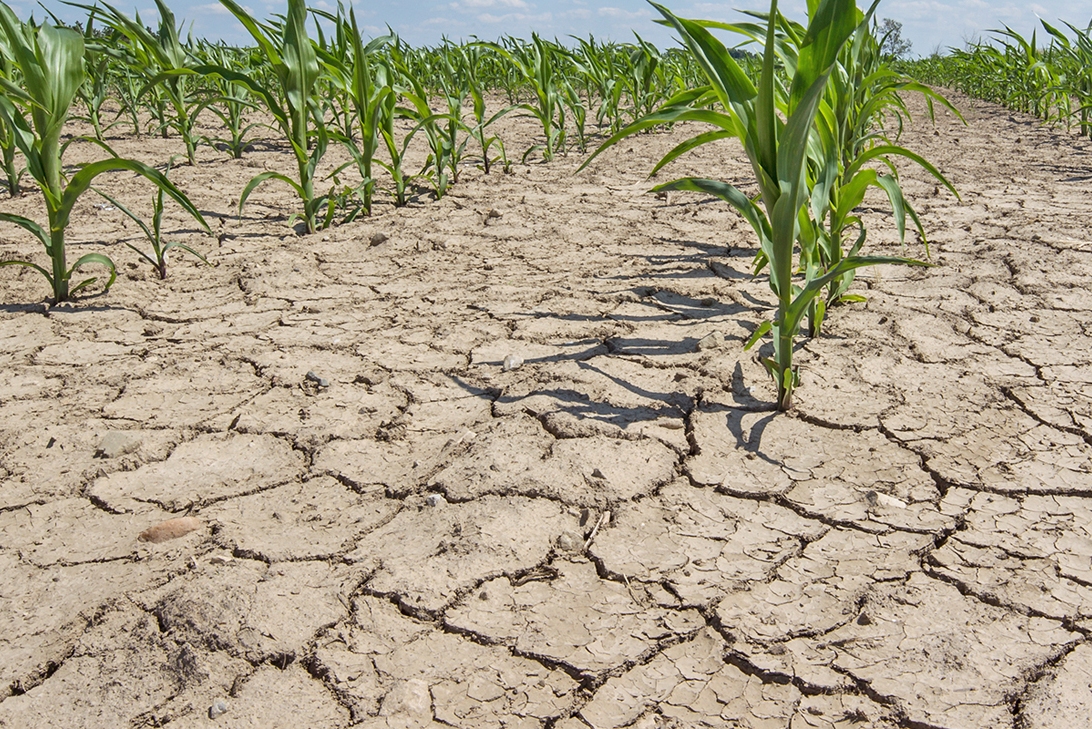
240,170 -> 306,212
67,252 -> 116,294
0,211 -> 49,247
649,2 -> 757,107
833,168 -> 878,222
0,258 -> 55,283
653,177 -> 771,243
59,158 -> 210,233
744,320 -> 773,350
650,129 -> 736,175
161,241 -> 210,266
873,173 -> 909,243
847,143 -> 959,198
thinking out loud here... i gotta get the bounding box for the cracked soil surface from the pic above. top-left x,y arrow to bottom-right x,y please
1,91 -> 1092,728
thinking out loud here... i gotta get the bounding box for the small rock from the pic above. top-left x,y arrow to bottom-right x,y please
208,554 -> 235,566
139,517 -> 202,544
484,208 -> 502,223
425,494 -> 446,508
502,354 -> 523,371
209,700 -> 228,719
305,371 -> 330,388
96,431 -> 141,459
557,531 -> 582,552
369,232 -> 389,246
355,368 -> 388,386
380,679 -> 431,717
590,468 -> 606,479
696,331 -> 725,351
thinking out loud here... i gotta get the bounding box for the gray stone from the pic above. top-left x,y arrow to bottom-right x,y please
557,531 -> 582,552
209,700 -> 228,719
696,331 -> 724,351
96,431 -> 141,459
305,371 -> 330,388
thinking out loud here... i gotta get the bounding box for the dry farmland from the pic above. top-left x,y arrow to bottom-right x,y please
1,87 -> 1091,728
2,0 -> 1092,721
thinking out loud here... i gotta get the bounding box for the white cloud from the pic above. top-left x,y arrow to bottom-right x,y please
478,10 -> 551,23
597,5 -> 649,19
191,2 -> 233,14
451,0 -> 528,8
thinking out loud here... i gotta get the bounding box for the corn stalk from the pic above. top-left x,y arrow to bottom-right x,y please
186,0 -> 328,233
584,0 -> 937,410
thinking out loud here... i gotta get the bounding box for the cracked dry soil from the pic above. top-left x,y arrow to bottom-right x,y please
1,91 -> 1092,728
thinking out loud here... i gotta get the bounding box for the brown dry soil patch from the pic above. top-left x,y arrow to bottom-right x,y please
2,92 -> 1092,728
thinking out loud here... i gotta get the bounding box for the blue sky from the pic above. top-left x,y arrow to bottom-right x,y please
13,0 -> 1092,56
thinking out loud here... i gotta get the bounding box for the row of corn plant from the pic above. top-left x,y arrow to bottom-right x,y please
0,1 -> 208,301
4,1 -> 721,207
906,20 -> 1092,139
584,0 -> 955,409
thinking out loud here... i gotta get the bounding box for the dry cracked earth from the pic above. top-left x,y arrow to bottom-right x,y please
1,91 -> 1092,728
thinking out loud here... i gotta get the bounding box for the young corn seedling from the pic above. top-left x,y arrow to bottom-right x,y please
454,43 -> 516,173
74,0 -> 209,164
0,3 -> 208,302
390,40 -> 460,199
570,36 -> 623,133
193,43 -> 263,159
487,35 -> 569,162
622,34 -> 666,124
317,7 -> 394,215
584,0 -> 935,410
191,0 -> 329,233
95,160 -> 210,279
801,12 -> 960,335
0,18 -> 24,196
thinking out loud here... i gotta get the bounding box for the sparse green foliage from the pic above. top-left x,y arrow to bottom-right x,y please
905,19 -> 1092,140
96,160 -> 210,279
0,2 -> 208,301
583,0 -> 951,410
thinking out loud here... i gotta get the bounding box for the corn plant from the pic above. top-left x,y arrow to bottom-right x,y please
622,34 -> 666,124
1041,20 -> 1092,138
193,43 -> 263,158
317,8 -> 395,215
454,43 -> 515,173
798,13 -> 960,334
398,72 -> 457,199
584,0 -> 937,410
417,40 -> 470,188
0,16 -> 23,196
487,35 -> 570,162
190,0 -> 329,233
0,3 -> 208,301
112,63 -> 146,137
95,160 -> 210,279
75,0 -> 208,164
992,26 -> 1066,122
570,36 -> 624,132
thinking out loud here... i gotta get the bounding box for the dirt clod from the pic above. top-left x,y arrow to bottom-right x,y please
138,517 -> 202,544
